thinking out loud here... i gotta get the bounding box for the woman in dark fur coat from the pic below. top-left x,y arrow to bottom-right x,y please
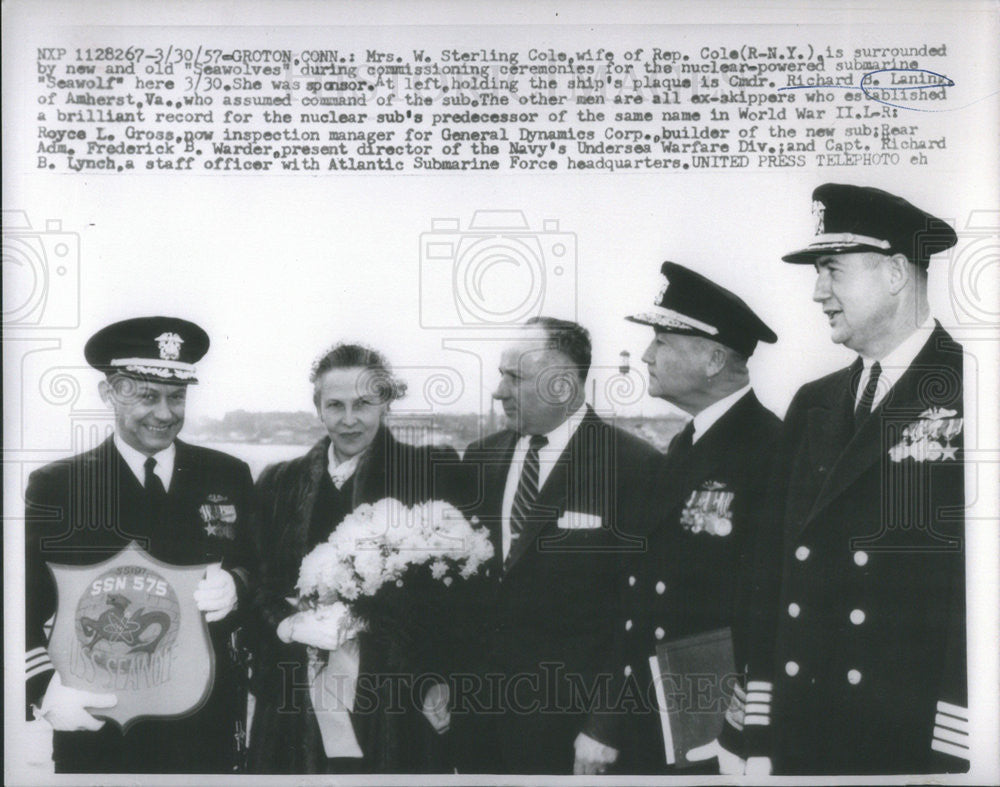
246,343 -> 474,774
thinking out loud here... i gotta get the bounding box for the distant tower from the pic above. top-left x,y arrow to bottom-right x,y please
487,398 -> 497,433
619,350 -> 631,375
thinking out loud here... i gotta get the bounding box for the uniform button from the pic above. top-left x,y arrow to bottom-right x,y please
625,619 -> 633,631
655,581 -> 666,595
795,546 -> 810,561
628,575 -> 636,587
847,669 -> 862,685
850,609 -> 866,625
853,551 -> 869,566
788,602 -> 801,618
624,665 -> 633,677
654,626 -> 665,640
785,661 -> 799,676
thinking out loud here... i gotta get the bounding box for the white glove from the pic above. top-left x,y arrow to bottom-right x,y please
38,672 -> 117,732
573,731 -> 619,775
746,755 -> 773,775
686,738 -> 746,775
277,605 -> 356,651
421,682 -> 451,734
194,563 -> 238,623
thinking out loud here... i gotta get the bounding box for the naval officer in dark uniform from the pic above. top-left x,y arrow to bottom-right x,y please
24,317 -> 256,773
738,185 -> 969,775
577,262 -> 781,775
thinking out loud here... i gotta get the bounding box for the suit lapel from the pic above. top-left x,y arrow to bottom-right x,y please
170,438 -> 197,499
654,393 -> 761,531
503,410 -> 604,575
101,436 -> 144,496
801,330 -> 947,529
780,368 -> 851,535
503,437 -> 570,574
478,432 -> 516,576
685,393 -> 761,483
102,438 -> 149,543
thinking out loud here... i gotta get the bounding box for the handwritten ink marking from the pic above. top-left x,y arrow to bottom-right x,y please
778,68 -> 954,111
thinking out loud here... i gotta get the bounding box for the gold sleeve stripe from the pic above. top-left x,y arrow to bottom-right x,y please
934,712 -> 970,734
936,700 -> 968,720
931,739 -> 971,761
26,663 -> 55,681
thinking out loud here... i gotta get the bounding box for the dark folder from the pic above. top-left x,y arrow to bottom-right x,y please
648,626 -> 736,767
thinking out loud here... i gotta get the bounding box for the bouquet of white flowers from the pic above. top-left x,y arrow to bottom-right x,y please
293,497 -> 494,640
282,497 -> 493,759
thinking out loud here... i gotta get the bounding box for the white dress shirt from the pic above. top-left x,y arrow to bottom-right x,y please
501,403 -> 588,560
114,434 -> 176,492
856,316 -> 935,411
690,384 -> 753,445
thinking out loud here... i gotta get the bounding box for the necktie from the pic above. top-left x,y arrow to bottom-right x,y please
854,361 -> 882,429
144,456 -> 167,502
667,420 -> 695,458
507,434 -> 548,565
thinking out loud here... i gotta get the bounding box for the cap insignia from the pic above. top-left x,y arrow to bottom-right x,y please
155,332 -> 184,361
655,274 -> 670,305
812,200 -> 825,235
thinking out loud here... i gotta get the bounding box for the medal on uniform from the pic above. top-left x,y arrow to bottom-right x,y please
680,481 -> 735,536
199,493 -> 238,539
888,407 -> 962,463
46,542 -> 214,731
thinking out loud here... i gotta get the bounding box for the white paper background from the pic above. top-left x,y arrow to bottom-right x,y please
4,1 -> 998,784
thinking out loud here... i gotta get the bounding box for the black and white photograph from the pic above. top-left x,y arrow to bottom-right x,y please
3,1 -> 998,783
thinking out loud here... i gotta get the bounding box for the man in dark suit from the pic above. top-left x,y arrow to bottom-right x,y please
24,317 -> 256,773
451,316 -> 660,775
579,262 -> 781,775
739,184 -> 968,775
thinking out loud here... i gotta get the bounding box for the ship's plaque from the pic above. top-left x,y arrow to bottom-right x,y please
47,542 -> 213,731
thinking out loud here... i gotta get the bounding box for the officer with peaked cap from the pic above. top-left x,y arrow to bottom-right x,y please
24,317 -> 257,774
737,184 -> 968,775
577,262 -> 781,775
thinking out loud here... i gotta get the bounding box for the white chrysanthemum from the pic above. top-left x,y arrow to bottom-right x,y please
337,581 -> 361,601
352,502 -> 376,521
429,559 -> 449,580
328,561 -> 359,599
352,545 -> 385,583
297,542 -> 337,596
383,550 -> 413,577
294,497 -> 492,613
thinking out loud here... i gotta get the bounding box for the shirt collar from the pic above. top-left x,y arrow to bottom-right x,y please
327,442 -> 363,489
861,315 -> 935,370
114,434 -> 176,490
518,402 -> 588,457
858,316 -> 935,409
691,384 -> 752,444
